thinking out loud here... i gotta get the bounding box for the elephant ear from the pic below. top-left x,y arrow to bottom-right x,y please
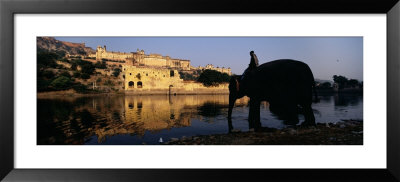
229,76 -> 241,94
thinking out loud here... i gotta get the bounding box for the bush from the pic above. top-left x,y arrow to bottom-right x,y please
71,63 -> 77,71
37,52 -> 58,69
59,71 -> 71,78
60,58 -> 69,63
73,71 -> 81,78
72,83 -> 89,93
71,59 -> 95,75
95,61 -> 107,69
50,76 -> 72,90
81,64 -> 95,75
321,82 -> 332,89
112,68 -> 121,77
179,71 -> 197,81
42,70 -> 55,79
81,73 -> 90,79
37,78 -> 51,92
197,69 -> 230,86
104,79 -> 114,86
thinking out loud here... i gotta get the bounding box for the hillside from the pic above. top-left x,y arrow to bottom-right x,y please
37,37 -> 95,55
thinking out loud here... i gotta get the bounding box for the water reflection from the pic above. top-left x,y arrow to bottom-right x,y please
37,93 -> 362,145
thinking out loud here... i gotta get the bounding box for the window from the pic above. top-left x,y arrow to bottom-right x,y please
128,81 -> 134,88
170,70 -> 174,77
129,73 -> 132,75
137,81 -> 143,88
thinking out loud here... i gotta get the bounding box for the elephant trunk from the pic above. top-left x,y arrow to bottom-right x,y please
228,76 -> 240,120
228,93 -> 236,120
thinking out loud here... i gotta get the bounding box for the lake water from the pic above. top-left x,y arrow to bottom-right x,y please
37,93 -> 363,145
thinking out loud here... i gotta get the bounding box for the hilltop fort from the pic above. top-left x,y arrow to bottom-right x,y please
37,37 -> 232,95
87,45 -> 231,75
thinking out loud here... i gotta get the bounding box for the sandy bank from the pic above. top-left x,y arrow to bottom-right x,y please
164,120 -> 363,145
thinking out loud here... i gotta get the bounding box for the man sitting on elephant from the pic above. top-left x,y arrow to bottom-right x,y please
240,51 -> 259,93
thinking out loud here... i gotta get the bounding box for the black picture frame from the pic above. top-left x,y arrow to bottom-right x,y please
1,0 -> 399,181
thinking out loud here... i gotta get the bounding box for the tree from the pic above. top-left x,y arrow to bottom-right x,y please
80,63 -> 95,75
94,61 -> 107,69
333,75 -> 348,89
81,73 -> 90,79
71,63 -> 77,71
321,82 -> 332,89
197,69 -> 230,86
348,79 -> 360,88
59,71 -> 71,78
73,71 -> 81,78
37,52 -> 58,69
42,70 -> 55,79
50,76 -> 72,90
37,78 -> 51,92
179,72 -> 197,81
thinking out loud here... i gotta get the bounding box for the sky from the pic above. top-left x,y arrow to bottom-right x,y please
55,37 -> 363,81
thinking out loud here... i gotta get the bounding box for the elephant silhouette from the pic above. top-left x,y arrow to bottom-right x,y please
228,51 -> 318,132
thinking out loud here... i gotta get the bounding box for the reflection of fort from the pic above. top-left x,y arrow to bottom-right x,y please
54,95 -> 241,144
93,95 -> 232,143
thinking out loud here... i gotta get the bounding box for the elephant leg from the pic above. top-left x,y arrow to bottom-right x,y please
227,117 -> 233,133
248,98 -> 261,130
284,103 -> 299,125
302,104 -> 316,126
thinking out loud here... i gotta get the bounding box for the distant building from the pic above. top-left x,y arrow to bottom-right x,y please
197,64 -> 231,75
91,46 -> 191,70
122,65 -> 184,91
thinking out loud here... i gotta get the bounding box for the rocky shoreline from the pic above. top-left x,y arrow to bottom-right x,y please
164,120 -> 363,145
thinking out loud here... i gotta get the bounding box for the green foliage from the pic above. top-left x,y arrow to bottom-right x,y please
60,58 -> 69,63
179,71 -> 198,81
72,83 -> 89,93
73,71 -> 81,78
37,52 -> 58,69
112,68 -> 121,77
333,75 -> 361,89
71,59 -> 95,75
80,73 -> 90,79
348,79 -> 360,88
71,63 -> 77,71
333,75 -> 349,89
50,76 -> 72,90
37,78 -> 51,92
54,50 -> 66,58
321,82 -> 332,89
197,69 -> 230,87
80,64 -> 95,75
42,70 -> 55,79
59,71 -> 71,78
104,79 -> 114,86
94,61 -> 107,69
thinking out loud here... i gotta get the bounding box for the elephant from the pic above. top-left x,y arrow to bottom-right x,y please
228,53 -> 318,131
